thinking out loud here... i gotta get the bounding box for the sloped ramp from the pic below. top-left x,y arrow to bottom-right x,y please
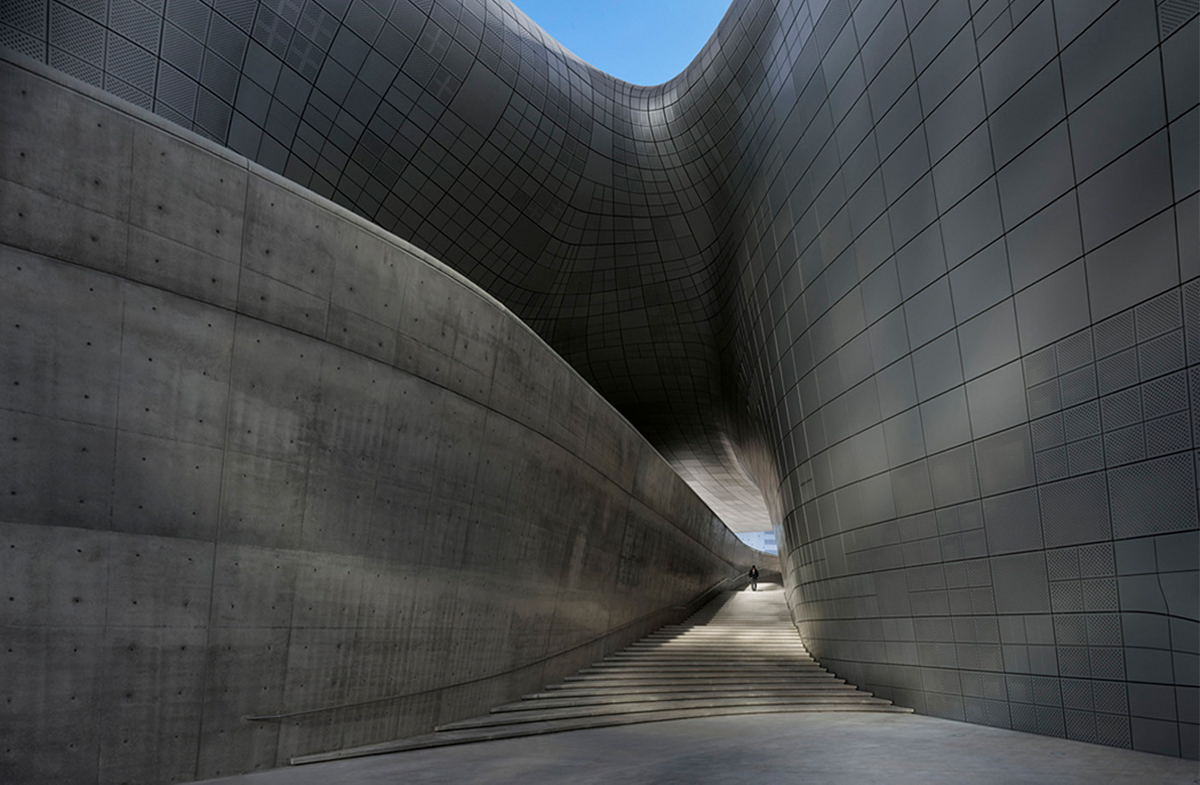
292,583 -> 910,765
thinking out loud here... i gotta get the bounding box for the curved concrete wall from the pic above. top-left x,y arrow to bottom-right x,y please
0,53 -> 764,783
6,0 -> 1199,767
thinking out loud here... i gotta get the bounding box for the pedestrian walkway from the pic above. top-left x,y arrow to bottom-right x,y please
201,583 -> 1198,785
202,711 -> 1200,784
292,582 -> 908,765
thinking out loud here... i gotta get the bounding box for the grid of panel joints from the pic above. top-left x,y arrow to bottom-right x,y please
749,0 -> 1198,758
755,0 -> 1198,556
746,0 -> 1195,464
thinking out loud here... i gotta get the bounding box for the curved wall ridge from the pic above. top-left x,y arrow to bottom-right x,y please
0,52 -> 764,783
5,0 -> 1200,767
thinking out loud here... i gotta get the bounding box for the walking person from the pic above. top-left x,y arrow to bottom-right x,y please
749,564 -> 759,591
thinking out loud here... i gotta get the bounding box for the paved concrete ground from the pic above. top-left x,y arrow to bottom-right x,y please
201,711 -> 1199,784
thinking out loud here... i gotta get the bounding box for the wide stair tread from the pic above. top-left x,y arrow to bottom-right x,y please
440,695 -> 901,730
501,691 -> 878,715
526,683 -> 855,700
545,677 -> 846,689
292,584 -> 912,765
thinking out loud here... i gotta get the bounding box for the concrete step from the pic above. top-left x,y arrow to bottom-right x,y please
646,627 -> 800,634
607,648 -> 813,655
560,672 -> 838,682
576,667 -> 830,681
608,647 -> 811,653
646,631 -> 799,638
439,695 -> 903,731
617,653 -> 812,660
635,638 -> 804,646
635,638 -> 804,644
547,678 -> 845,690
617,653 -> 811,660
584,664 -> 823,673
595,654 -> 816,661
435,700 -> 912,734
498,689 -> 878,711
637,627 -> 801,633
523,681 -> 858,699
604,657 -> 815,664
640,638 -> 802,644
292,703 -> 913,765
613,642 -> 810,649
635,642 -> 803,648
563,669 -> 834,680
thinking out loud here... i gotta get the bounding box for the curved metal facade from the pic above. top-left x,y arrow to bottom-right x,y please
8,0 -> 1198,758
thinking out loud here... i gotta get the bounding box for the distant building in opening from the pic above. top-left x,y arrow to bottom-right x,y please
736,531 -> 777,555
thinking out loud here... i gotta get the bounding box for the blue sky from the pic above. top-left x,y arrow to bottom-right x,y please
511,0 -> 734,86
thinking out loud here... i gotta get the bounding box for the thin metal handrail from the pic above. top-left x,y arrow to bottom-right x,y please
244,572 -> 746,722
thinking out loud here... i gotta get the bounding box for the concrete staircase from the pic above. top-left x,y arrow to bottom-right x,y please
292,583 -> 910,765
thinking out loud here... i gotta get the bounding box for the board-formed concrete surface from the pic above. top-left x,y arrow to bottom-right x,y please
4,0 -> 1199,774
0,51 -> 768,783
197,711 -> 1200,785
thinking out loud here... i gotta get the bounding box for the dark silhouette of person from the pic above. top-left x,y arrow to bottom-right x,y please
749,565 -> 759,591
